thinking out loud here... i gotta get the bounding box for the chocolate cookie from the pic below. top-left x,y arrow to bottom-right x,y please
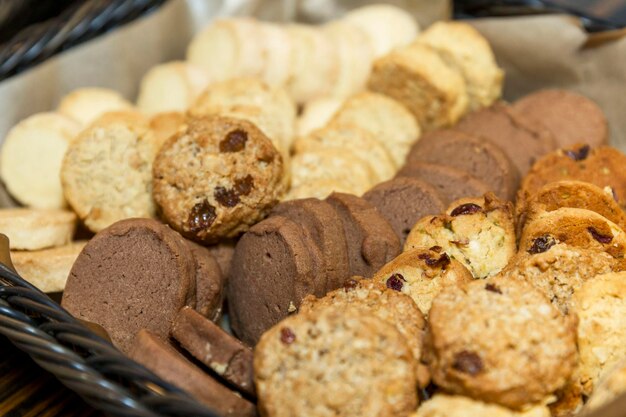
62,218 -> 196,353
513,89 -> 608,148
397,162 -> 490,205
129,330 -> 255,416
405,129 -> 519,200
362,177 -> 445,245
171,307 -> 254,396
455,102 -> 557,175
207,240 -> 236,280
326,192 -> 401,278
185,240 -> 225,321
271,198 -> 350,292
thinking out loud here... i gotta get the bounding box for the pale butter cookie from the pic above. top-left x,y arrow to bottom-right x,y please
584,359 -> 626,413
0,208 -> 76,250
57,87 -> 133,126
415,394 -> 550,417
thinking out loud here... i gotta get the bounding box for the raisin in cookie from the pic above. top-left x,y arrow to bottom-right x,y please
414,394 -> 550,417
372,247 -> 473,315
426,277 -> 577,409
404,193 -> 516,279
254,306 -> 418,417
584,359 -> 626,413
153,115 -> 284,243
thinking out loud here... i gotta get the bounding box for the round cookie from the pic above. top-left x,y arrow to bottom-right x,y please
363,177 -> 445,245
296,96 -> 344,137
414,394 -> 550,417
227,216 -> 323,346
61,111 -> 158,232
258,22 -> 292,87
455,102 -> 557,175
0,208 -> 76,250
397,163 -> 490,205
149,111 -> 185,150
185,240 -> 224,321
426,276 -> 578,409
373,247 -> 473,316
405,194 -> 516,279
61,218 -> 196,353
406,129 -> 519,200
300,278 -> 429,386
153,114 -> 284,243
326,192 -> 401,278
570,272 -> 626,396
519,207 -> 626,260
57,87 -> 134,126
284,178 -> 353,201
206,240 -> 236,279
584,359 -> 626,413
254,306 -> 418,417
513,89 -> 608,148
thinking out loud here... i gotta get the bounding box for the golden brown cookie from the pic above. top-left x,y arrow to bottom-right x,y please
415,394 -> 550,417
584,359 -> 626,413
153,115 -> 284,243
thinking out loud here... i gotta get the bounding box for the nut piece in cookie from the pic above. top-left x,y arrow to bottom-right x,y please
426,277 -> 577,409
404,193 -> 516,279
153,115 -> 284,243
414,394 -> 550,417
254,306 -> 418,417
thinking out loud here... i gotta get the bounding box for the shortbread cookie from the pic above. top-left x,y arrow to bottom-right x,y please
329,91 -> 420,166
503,243 -> 621,314
171,307 -> 255,396
456,102 -> 557,175
368,42 -> 468,130
373,247 -> 473,315
153,115 -> 284,243
519,207 -> 626,260
417,21 -> 504,111
284,179 -> 353,201
130,330 -> 255,416
57,87 -> 133,126
363,177 -> 445,244
227,216 -> 323,345
570,272 -> 626,396
343,4 -> 419,57
326,192 -> 401,278
513,89 -> 608,148
11,241 -> 86,293
185,240 -> 224,321
584,359 -> 626,413
258,22 -> 292,86
415,394 -> 550,417
397,163 -> 490,205
301,278 -> 429,385
293,123 -> 396,182
296,96 -> 344,137
405,194 -> 516,279
254,306 -> 418,417
406,129 -> 519,200
61,111 -> 157,232
149,111 -> 185,150
0,113 -> 81,208
426,277 -> 578,409
0,208 -> 76,250
62,218 -> 196,353
137,61 -> 212,114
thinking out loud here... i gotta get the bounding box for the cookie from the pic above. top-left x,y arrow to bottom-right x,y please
254,306 -> 418,417
0,113 -> 81,209
296,96 -> 344,137
61,111 -> 158,232
56,87 -> 134,126
373,247 -> 473,315
258,22 -> 292,87
363,177 -> 445,245
417,21 -> 504,111
206,241 -> 236,279
0,208 -> 76,250
11,241 -> 86,293
185,240 -> 224,321
455,102 -> 557,175
329,91 -> 420,166
148,111 -> 185,150
397,163 -> 490,205
326,192 -> 401,278
513,89 -> 608,148
570,272 -> 626,396
426,276 -> 578,409
227,216 -> 323,345
368,42 -> 468,130
301,278 -> 429,386
283,178 -> 353,201
584,359 -> 626,413
518,145 -> 626,210
61,218 -> 196,353
129,330 -> 255,416
171,307 -> 255,396
414,394 -> 550,417
153,114 -> 284,243
519,207 -> 626,260
406,129 -> 519,200
405,193 -> 516,279
271,198 -> 350,293
503,243 -> 621,314
293,123 -> 396,182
